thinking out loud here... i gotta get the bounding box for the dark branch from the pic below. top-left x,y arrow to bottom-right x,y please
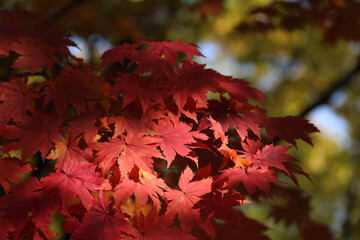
299,59 -> 360,118
274,58 -> 360,145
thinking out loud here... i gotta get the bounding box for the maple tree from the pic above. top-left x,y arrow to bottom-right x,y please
0,9 -> 323,240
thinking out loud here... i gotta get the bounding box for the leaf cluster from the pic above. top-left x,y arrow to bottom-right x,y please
0,10 -> 319,240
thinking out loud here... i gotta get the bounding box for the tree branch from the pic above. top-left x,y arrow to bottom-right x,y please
274,59 -> 360,145
299,60 -> 360,118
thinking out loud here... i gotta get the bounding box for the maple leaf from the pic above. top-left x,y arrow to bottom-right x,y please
142,40 -> 204,63
43,66 -> 97,116
0,77 -> 37,125
207,116 -> 228,145
163,60 -> 220,111
108,109 -> 159,138
68,191 -> 133,240
41,158 -> 105,210
0,177 -> 56,239
218,166 -> 280,195
114,167 -> 166,207
217,144 -> 250,169
99,42 -> 140,70
192,164 -> 212,182
216,75 -> 265,104
9,220 -> 49,240
3,113 -> 63,160
151,119 -> 207,165
11,38 -> 61,74
35,24 -> 76,57
240,140 -> 297,175
123,207 -> 195,240
67,110 -> 102,143
111,74 -> 160,111
0,19 -> 29,56
261,116 -> 319,147
240,138 -> 264,161
166,167 -> 213,235
46,135 -> 92,170
0,9 -> 74,74
0,157 -> 31,193
132,49 -> 174,79
95,134 -> 162,175
201,97 -> 261,140
193,189 -> 248,222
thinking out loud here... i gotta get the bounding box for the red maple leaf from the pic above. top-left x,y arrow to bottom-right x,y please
67,110 -> 102,143
0,157 -> 31,194
108,109 -> 159,138
218,166 -> 280,195
114,167 -> 166,207
11,38 -> 61,74
41,158 -> 105,210
201,97 -> 261,140
216,75 -> 265,104
261,116 -> 319,147
0,19 -> 30,56
111,74 -> 160,111
151,119 -> 207,165
208,116 -> 228,145
0,177 -> 56,239
240,140 -> 297,175
46,135 -> 92,170
193,190 -> 248,222
35,24 -> 76,57
166,167 -> 213,235
42,66 -> 97,116
163,60 -> 220,111
95,134 -> 162,175
1,10 -> 74,75
0,77 -> 37,125
132,50 -> 174,79
240,138 -> 264,160
99,42 -> 140,69
67,191 -> 133,240
123,207 -> 194,240
3,113 -> 63,161
192,164 -> 212,182
142,40 -> 204,63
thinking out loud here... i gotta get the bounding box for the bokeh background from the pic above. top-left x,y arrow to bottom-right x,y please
1,0 -> 359,239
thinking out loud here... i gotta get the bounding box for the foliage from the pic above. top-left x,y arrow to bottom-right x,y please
0,9 -> 325,239
4,0 -> 358,239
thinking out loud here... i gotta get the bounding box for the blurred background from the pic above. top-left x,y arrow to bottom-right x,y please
1,0 -> 359,239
